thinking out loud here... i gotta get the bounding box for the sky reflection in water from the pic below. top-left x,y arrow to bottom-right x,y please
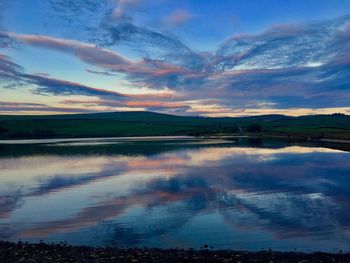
0,138 -> 349,251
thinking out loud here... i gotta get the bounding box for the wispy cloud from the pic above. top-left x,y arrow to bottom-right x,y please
0,53 -> 23,80
0,101 -> 46,107
0,101 -> 94,113
62,99 -> 190,111
86,69 -> 119,76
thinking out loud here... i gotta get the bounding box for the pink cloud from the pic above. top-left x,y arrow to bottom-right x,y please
9,33 -> 131,68
8,32 -> 196,82
62,99 -> 189,109
164,9 -> 193,27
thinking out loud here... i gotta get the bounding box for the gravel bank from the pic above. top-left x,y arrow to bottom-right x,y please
0,241 -> 349,263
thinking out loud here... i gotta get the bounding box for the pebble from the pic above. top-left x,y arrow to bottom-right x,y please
0,241 -> 349,263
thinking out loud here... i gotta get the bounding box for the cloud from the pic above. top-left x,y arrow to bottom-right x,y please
86,69 -> 119,76
116,0 -> 139,4
47,0 -> 141,44
31,3 -> 350,111
107,15 -> 350,112
0,52 -> 27,89
2,13 -> 350,115
9,33 -> 131,68
110,7 -> 133,23
48,0 -> 111,42
24,73 -> 126,99
8,31 -> 204,92
0,32 -> 12,48
0,194 -> 20,220
0,101 -> 47,107
46,1 -> 205,69
164,9 -> 193,27
62,98 -> 191,111
0,51 -> 127,101
0,100 -> 96,113
0,48 -> 191,114
214,15 -> 350,71
9,31 -> 196,74
0,53 -> 23,77
0,105 -> 94,113
103,23 -> 207,70
110,0 -> 140,23
0,47 -> 192,113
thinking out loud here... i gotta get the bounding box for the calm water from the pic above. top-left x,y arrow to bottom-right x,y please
0,137 -> 350,252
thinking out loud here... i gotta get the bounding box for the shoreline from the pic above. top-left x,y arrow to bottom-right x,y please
257,134 -> 350,144
0,134 -> 350,143
1,135 -> 350,153
1,241 -> 349,263
0,136 -> 196,144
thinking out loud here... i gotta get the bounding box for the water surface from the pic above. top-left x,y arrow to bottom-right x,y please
0,137 -> 349,252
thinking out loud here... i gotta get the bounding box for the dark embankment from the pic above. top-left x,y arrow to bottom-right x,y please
0,241 -> 349,263
0,111 -> 349,140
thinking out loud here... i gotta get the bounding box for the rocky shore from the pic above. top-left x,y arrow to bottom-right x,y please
0,241 -> 349,263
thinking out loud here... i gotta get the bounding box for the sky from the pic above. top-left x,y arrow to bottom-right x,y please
1,0 -> 350,116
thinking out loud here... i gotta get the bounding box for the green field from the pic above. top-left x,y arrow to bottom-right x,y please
0,111 -> 349,140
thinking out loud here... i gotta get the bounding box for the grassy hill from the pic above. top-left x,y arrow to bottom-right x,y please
0,111 -> 349,140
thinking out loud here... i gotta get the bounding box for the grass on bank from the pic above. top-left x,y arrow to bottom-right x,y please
0,111 -> 349,140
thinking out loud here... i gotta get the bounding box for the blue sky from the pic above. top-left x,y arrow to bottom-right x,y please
1,0 -> 350,116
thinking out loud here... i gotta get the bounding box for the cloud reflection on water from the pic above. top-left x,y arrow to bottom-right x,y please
0,140 -> 349,251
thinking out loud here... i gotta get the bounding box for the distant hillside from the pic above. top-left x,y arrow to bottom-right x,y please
0,111 -> 349,140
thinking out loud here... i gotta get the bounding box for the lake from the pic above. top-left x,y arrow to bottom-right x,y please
0,137 -> 349,252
